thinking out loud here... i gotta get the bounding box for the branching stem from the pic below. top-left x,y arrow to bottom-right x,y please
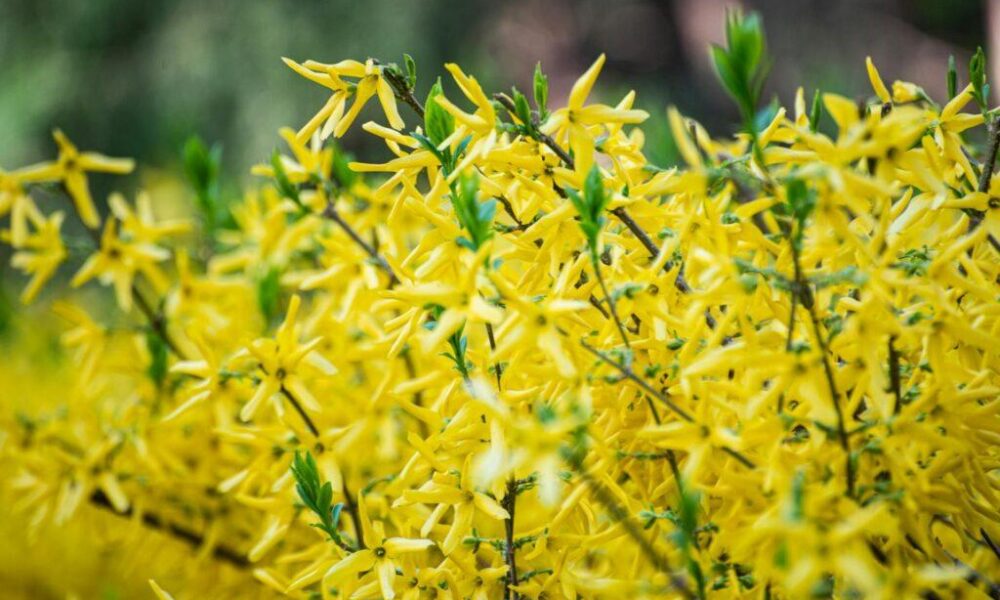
502,477 -> 519,600
592,257 -> 631,350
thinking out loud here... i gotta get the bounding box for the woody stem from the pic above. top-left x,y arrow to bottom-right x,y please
502,477 -> 519,600
60,185 -> 188,360
790,238 -> 854,497
592,256 -> 631,351
89,489 -> 249,568
323,201 -> 399,287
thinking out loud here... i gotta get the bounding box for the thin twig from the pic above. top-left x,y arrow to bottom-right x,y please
637,382 -> 686,500
342,480 -> 366,549
982,528 -> 1000,563
976,118 -> 1000,194
788,230 -> 853,495
323,201 -> 399,286
61,191 -> 188,359
400,349 -> 429,437
493,93 -> 698,305
376,61 -> 425,119
805,294 -> 854,496
970,117 -> 1000,234
578,339 -> 756,469
610,206 -> 694,295
89,489 -> 249,568
132,283 -> 186,358
496,194 -> 527,230
777,290 -> 799,414
569,460 -> 695,599
579,339 -> 694,422
888,336 -> 903,415
485,322 -> 503,390
592,258 -> 631,350
280,386 -> 320,438
784,289 -> 798,353
502,477 -> 520,600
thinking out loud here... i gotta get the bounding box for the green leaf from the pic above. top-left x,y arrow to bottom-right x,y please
753,99 -> 779,134
403,53 -> 417,89
809,88 -> 822,133
567,166 -> 610,259
449,172 -> 495,251
511,87 -> 532,126
678,486 -> 700,547
786,470 -> 805,522
712,9 -> 769,131
445,322 -> 471,378
182,136 -> 222,234
710,46 -> 747,111
534,62 -> 549,119
424,78 -> 455,146
271,149 -> 300,205
257,266 -> 282,323
146,329 -> 168,387
785,178 -> 815,224
330,143 -> 357,189
969,46 -> 988,112
947,55 -> 957,100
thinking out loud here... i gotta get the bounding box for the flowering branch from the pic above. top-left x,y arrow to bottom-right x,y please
578,338 -> 756,469
501,477 -> 520,600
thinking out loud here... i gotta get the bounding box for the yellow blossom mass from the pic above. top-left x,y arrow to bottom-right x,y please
1,11 -> 1000,600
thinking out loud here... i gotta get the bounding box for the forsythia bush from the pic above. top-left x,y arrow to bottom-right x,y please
3,11 -> 1000,599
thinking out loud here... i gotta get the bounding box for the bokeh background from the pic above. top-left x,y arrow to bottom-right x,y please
2,0 -> 997,182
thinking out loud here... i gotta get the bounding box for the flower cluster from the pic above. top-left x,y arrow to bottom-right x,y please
2,11 -> 999,599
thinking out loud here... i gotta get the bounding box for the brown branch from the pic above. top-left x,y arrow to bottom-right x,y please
803,281 -> 854,497
376,61 -> 425,119
982,528 -> 1000,563
977,118 -> 1000,194
592,257 -> 631,350
485,322 -> 503,390
579,339 -> 694,423
970,118 -> 1000,251
502,477 -> 520,600
342,480 -> 366,549
492,93 -> 698,306
578,338 -> 757,470
495,195 -> 528,230
323,201 -> 399,287
132,283 -> 186,359
568,460 -> 695,599
89,489 -> 249,568
280,386 -> 320,438
786,226 -> 853,496
61,189 -> 188,360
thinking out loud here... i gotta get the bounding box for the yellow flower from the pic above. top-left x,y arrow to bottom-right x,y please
393,455 -> 509,554
0,168 -> 40,247
288,58 -> 405,139
70,217 -> 170,310
17,129 -> 135,228
8,206 -> 67,303
239,294 -> 335,422
542,54 -> 649,174
287,495 -> 434,599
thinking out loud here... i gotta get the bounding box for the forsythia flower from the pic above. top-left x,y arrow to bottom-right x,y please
7,206 -> 67,303
239,294 -> 334,423
70,213 -> 171,310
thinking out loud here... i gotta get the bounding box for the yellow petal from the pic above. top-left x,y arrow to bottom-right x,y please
865,56 -> 891,104
568,54 -> 606,109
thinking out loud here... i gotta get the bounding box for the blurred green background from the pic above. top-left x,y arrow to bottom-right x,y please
0,0 -> 993,182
